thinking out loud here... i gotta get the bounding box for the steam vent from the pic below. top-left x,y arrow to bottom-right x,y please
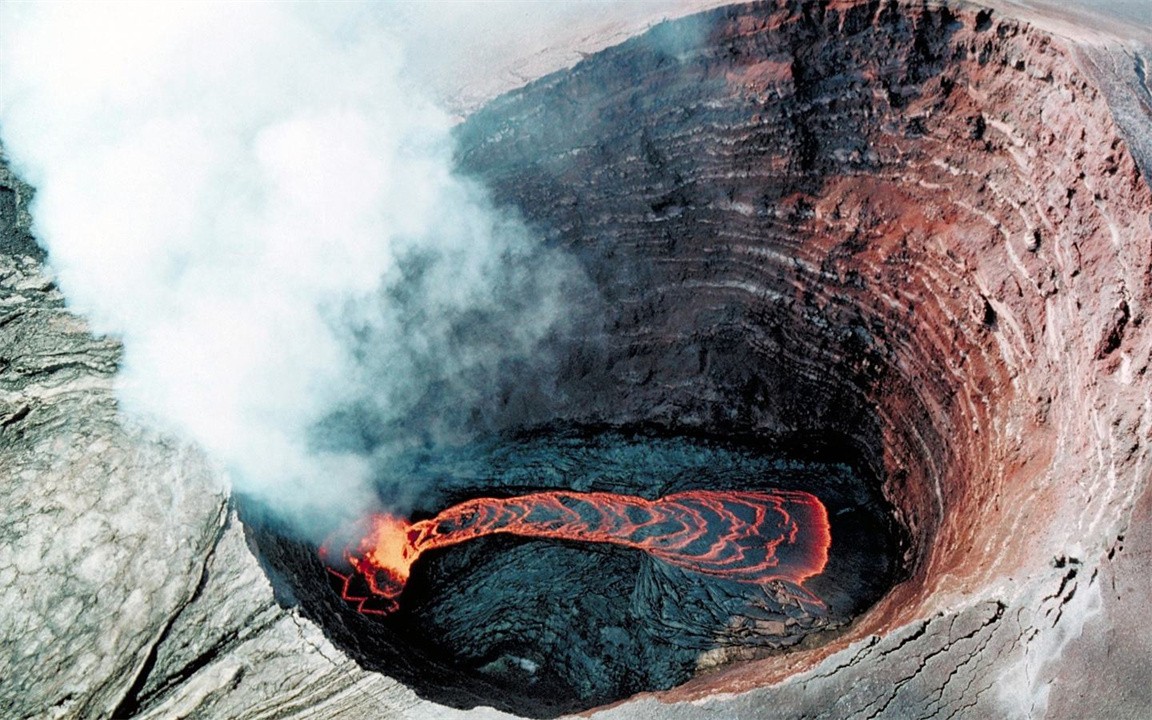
2,1 -> 1150,719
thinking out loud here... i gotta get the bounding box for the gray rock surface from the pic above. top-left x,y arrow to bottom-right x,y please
1,1 -> 1150,719
0,164 -> 226,719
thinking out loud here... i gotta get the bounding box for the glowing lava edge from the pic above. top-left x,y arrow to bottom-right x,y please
320,489 -> 831,616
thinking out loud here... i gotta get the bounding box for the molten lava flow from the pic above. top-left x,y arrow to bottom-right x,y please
321,489 -> 830,615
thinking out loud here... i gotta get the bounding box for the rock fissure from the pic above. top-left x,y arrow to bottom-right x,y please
108,500 -> 230,719
856,603 -> 1001,720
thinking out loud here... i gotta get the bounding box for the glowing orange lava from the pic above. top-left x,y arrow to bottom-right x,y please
320,489 -> 831,615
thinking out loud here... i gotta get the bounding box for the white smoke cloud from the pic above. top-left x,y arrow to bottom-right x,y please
0,2 -> 580,535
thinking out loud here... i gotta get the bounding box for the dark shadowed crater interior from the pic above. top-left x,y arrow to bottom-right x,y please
241,429 -> 903,716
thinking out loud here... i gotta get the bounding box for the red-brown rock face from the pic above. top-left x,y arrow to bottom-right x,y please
450,0 -> 1152,714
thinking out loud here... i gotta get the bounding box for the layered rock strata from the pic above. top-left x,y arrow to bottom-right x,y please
1,1 -> 1150,719
450,3 -> 1152,715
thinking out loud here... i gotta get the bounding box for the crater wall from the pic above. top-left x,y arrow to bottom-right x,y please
448,3 -> 1152,714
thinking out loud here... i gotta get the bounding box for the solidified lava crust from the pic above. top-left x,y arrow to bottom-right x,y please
242,0 -> 1152,716
244,430 -> 901,716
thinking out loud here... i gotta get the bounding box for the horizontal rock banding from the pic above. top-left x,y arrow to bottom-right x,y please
455,0 -> 1152,701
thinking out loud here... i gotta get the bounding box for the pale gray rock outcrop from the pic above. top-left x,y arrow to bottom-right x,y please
0,164 -> 225,719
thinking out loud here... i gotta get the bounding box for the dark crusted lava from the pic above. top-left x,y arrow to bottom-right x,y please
244,429 -> 902,716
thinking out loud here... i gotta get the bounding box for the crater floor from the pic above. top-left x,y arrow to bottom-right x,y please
243,429 -> 902,716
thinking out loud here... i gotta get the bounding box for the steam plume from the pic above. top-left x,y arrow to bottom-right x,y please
0,2 -> 579,535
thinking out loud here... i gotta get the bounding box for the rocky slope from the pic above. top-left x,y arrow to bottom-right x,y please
2,1 -> 1150,719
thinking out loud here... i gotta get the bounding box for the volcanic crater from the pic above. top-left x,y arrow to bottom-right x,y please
3,1 -> 1150,719
242,0 -> 1152,716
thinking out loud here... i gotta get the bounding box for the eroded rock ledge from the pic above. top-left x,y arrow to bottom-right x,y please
1,1 -> 1150,719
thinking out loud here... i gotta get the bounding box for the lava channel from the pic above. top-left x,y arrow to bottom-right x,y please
320,489 -> 831,615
